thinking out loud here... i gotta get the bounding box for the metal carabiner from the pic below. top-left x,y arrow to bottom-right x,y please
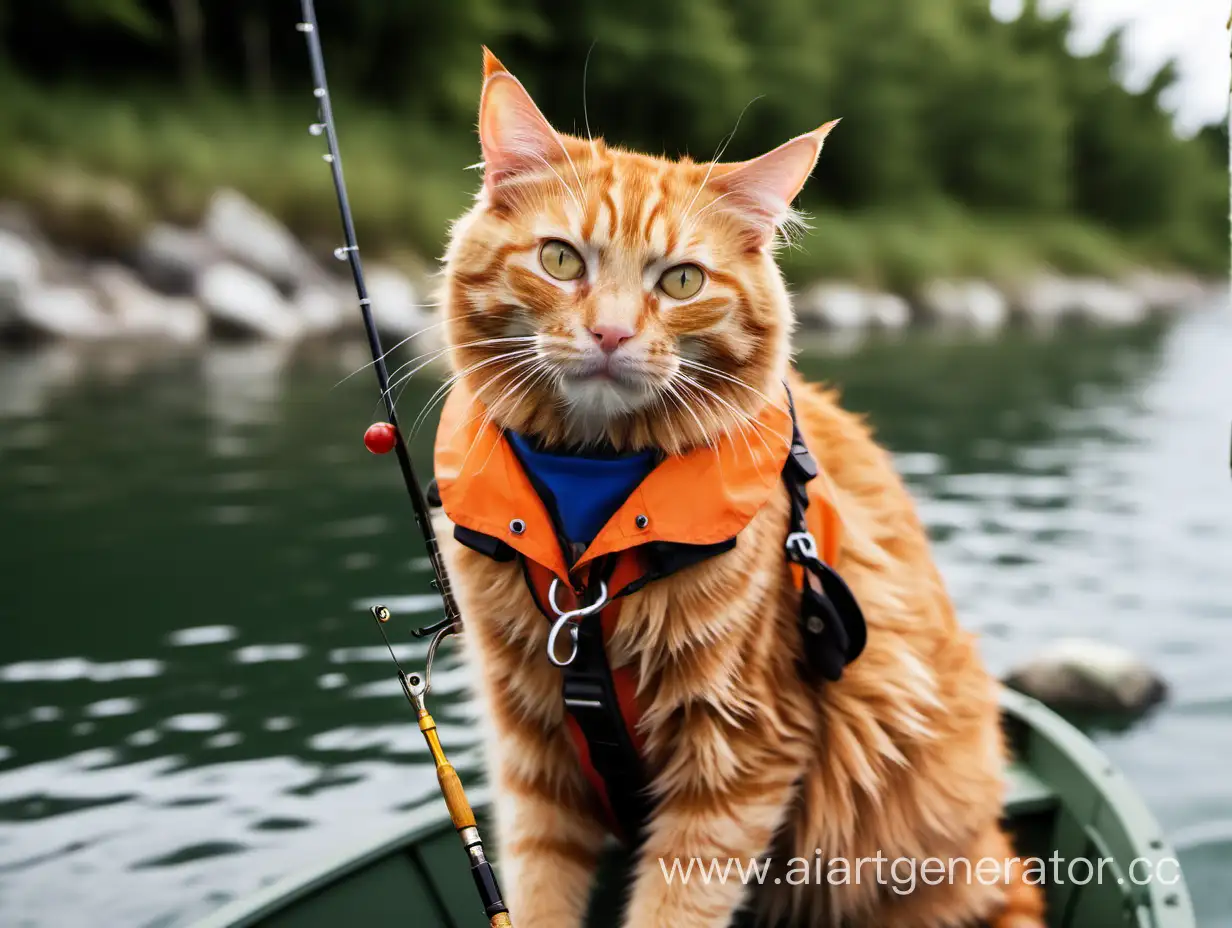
545,578 -> 609,668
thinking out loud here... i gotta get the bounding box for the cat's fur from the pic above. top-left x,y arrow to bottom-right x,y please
433,49 -> 1046,928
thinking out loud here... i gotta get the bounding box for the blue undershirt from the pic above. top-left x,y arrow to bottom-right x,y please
507,433 -> 657,549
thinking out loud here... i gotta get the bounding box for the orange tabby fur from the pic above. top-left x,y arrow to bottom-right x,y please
432,49 -> 1046,928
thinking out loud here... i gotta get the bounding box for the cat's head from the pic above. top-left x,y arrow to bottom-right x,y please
440,49 -> 836,454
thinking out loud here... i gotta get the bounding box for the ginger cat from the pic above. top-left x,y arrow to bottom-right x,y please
431,49 -> 1046,928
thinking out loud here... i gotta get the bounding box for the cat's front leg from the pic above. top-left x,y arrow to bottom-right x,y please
620,732 -> 804,928
492,752 -> 609,926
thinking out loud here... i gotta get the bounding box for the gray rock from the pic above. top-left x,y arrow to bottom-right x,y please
291,283 -> 349,335
197,262 -> 303,340
1072,279 -> 1148,325
0,202 -> 41,241
136,223 -> 221,295
1011,274 -> 1082,328
0,230 -> 42,329
91,264 -> 206,343
920,280 -> 1008,332
203,189 -> 316,291
1012,275 -> 1149,328
1123,271 -> 1206,310
1003,638 -> 1167,716
12,285 -> 116,340
797,283 -> 871,330
366,265 -> 427,340
866,292 -> 912,330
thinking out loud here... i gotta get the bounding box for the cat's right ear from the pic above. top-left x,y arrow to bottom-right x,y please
478,48 -> 561,190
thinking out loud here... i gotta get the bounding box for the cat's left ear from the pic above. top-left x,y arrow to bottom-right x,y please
478,48 -> 562,190
711,120 -> 839,240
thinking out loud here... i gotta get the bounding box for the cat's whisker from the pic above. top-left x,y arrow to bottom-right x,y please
582,40 -> 597,143
681,94 -> 764,226
675,375 -> 757,463
675,372 -> 779,463
383,336 -> 537,404
412,350 -> 544,442
527,152 -> 585,214
443,354 -> 539,446
382,347 -> 524,427
674,370 -> 786,445
486,363 -> 557,462
441,356 -> 547,466
402,349 -> 540,437
382,333 -> 530,393
660,376 -> 716,460
551,137 -> 589,212
677,358 -> 788,413
462,359 -> 554,476
682,191 -> 737,233
329,300 -> 456,391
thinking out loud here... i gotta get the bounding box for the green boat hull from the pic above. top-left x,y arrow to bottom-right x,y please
193,690 -> 1193,928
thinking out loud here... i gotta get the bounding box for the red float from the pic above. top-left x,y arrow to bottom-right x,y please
363,422 -> 398,455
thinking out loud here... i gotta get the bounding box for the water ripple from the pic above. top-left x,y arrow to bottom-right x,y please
163,714 -> 225,734
167,626 -> 239,647
84,698 -> 140,719
0,659 -> 164,683
232,644 -> 306,664
352,593 -> 443,615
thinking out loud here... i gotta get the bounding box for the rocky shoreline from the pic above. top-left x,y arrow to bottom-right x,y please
0,188 -> 1219,350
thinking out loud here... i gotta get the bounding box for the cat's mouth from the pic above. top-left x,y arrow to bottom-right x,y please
556,353 -> 654,390
552,356 -> 662,418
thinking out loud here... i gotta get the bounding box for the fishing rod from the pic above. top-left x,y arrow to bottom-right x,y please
296,4 -> 511,925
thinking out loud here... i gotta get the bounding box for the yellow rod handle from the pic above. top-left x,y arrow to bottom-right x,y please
419,709 -> 476,829
490,914 -> 512,927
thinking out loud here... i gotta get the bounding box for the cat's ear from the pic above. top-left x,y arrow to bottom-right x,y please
711,120 -> 839,239
478,48 -> 561,190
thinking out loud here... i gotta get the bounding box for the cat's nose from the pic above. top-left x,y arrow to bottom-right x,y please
589,324 -> 635,354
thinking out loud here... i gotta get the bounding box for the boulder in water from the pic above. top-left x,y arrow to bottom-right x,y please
91,263 -> 206,343
11,285 -> 116,340
0,229 -> 42,333
365,264 -> 427,341
919,280 -> 1009,331
866,292 -> 911,330
197,262 -> 303,340
135,223 -> 221,295
1003,638 -> 1167,716
203,189 -> 317,292
797,283 -> 872,330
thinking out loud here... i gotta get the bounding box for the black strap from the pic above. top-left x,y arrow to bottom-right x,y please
781,388 -> 867,682
560,609 -> 652,843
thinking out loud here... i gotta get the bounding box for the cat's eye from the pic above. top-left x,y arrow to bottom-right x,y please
658,263 -> 705,300
540,240 -> 586,281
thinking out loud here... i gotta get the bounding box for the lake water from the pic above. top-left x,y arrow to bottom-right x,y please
1,302 -> 1230,927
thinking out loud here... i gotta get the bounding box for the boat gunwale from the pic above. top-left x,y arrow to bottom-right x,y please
190,692 -> 1194,928
1000,688 -> 1194,927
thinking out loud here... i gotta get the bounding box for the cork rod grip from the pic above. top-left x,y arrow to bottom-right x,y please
437,761 -> 476,829
490,914 -> 513,927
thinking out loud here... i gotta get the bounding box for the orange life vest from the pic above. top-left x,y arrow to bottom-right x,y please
434,381 -> 865,838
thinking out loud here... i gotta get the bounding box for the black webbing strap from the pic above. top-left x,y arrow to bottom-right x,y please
559,609 -> 651,843
781,388 -> 867,681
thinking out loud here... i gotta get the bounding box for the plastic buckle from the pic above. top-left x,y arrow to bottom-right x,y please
785,530 -> 819,562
